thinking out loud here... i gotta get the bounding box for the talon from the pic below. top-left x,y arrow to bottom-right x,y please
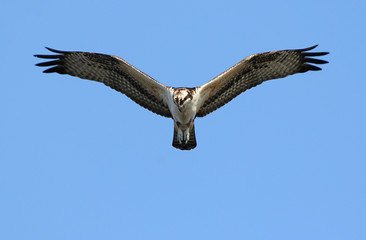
176,126 -> 191,145
182,129 -> 190,144
177,129 -> 183,144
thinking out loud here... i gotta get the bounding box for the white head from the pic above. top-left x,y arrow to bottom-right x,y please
173,88 -> 194,112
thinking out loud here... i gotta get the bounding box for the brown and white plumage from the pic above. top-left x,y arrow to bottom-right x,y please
35,48 -> 172,117
35,45 -> 328,150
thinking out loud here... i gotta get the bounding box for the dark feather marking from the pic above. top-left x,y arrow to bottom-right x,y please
114,68 -> 165,108
250,52 -> 280,64
85,53 -> 121,65
88,61 -> 169,116
201,67 -> 252,108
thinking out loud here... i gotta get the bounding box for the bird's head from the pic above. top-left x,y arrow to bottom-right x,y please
173,88 -> 194,112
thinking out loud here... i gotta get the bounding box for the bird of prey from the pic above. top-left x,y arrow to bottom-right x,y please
35,45 -> 328,150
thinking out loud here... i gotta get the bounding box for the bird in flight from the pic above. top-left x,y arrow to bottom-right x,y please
35,45 -> 328,150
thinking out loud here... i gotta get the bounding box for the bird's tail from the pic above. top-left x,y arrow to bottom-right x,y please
172,125 -> 197,150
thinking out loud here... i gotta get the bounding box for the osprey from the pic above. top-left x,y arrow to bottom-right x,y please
35,45 -> 328,150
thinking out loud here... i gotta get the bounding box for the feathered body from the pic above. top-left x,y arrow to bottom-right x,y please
35,45 -> 328,150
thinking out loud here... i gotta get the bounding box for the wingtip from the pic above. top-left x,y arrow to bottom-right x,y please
298,44 -> 319,52
299,64 -> 323,73
45,47 -> 68,54
42,66 -> 66,74
36,60 -> 62,67
303,57 -> 329,64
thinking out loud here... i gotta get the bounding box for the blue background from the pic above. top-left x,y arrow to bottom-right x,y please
2,0 -> 365,239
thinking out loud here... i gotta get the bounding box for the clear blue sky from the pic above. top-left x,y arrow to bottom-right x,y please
2,0 -> 365,239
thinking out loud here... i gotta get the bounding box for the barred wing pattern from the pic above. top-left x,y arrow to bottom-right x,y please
35,48 -> 172,118
35,45 -> 328,150
197,45 -> 328,117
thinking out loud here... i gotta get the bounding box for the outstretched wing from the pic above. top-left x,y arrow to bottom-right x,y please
196,45 -> 329,117
35,48 -> 172,118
